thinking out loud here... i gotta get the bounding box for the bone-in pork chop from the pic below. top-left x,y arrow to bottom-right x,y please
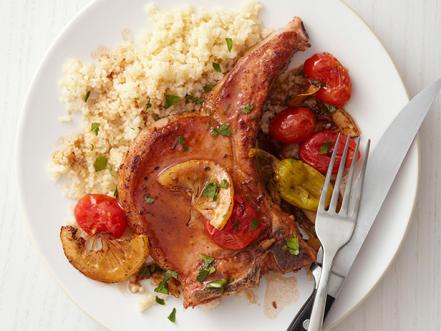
118,17 -> 316,307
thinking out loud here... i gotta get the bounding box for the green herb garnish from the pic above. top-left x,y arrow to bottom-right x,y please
137,263 -> 163,279
144,195 -> 155,204
176,135 -> 189,151
212,63 -> 221,73
206,278 -> 229,292
155,296 -> 165,305
113,187 -> 118,198
136,264 -> 151,279
154,270 -> 178,295
326,104 -> 338,112
185,94 -> 203,105
219,179 -> 229,189
84,90 -> 91,102
164,95 -> 181,108
241,104 -> 253,114
283,236 -> 300,256
210,123 -> 232,137
203,84 -> 213,93
202,183 -> 218,201
225,38 -> 233,52
319,141 -> 332,155
197,255 -> 216,283
250,219 -> 259,231
94,156 -> 108,172
91,122 -> 100,135
168,308 -> 177,323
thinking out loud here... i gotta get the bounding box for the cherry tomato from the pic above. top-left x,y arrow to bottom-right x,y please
303,52 -> 352,107
74,194 -> 127,238
269,107 -> 316,144
299,130 -> 360,174
205,196 -> 266,250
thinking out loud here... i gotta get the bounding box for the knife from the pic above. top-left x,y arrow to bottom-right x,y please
288,78 -> 441,331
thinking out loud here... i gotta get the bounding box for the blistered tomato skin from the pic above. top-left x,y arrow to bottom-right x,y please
303,52 -> 352,107
205,196 -> 266,250
74,194 -> 127,238
269,107 -> 316,144
300,130 -> 360,174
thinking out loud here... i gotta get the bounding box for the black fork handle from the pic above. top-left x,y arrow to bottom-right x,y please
286,289 -> 335,331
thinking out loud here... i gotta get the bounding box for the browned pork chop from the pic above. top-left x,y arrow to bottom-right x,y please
118,17 -> 316,307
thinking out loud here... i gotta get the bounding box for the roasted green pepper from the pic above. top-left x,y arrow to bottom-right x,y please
250,149 -> 332,211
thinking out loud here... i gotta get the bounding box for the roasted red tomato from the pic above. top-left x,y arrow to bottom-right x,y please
303,52 -> 352,107
205,196 -> 266,250
269,107 -> 316,144
74,194 -> 127,238
299,130 -> 360,174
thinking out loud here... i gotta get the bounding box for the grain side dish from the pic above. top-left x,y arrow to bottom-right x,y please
50,1 -> 264,198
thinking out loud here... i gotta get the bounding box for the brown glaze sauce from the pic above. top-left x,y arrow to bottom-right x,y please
133,116 -> 234,274
263,272 -> 298,319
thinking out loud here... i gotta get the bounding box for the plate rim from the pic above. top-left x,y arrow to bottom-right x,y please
15,0 -> 419,329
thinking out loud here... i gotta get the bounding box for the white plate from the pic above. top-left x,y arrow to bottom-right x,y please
17,0 -> 418,330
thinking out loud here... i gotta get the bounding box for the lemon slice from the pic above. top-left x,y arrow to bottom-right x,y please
60,226 -> 149,283
157,160 -> 234,230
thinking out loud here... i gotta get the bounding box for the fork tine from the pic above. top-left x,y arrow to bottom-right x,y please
350,139 -> 371,217
318,133 -> 341,212
340,137 -> 361,214
329,135 -> 351,212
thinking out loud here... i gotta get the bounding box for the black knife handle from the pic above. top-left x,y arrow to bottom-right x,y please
286,289 -> 335,331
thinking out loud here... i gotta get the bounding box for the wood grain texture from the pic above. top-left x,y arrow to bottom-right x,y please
0,0 -> 439,330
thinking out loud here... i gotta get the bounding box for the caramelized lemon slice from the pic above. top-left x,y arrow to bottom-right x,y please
157,160 -> 234,230
60,226 -> 149,283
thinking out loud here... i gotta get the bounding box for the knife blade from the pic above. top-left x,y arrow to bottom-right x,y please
288,78 -> 441,331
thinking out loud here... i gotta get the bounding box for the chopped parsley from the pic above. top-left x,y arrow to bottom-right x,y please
137,263 -> 162,279
212,62 -> 221,73
84,90 -> 91,102
113,187 -> 118,198
283,236 -> 300,256
219,179 -> 229,189
155,296 -> 165,305
91,122 -> 100,135
225,38 -> 233,52
154,270 -> 178,295
176,135 -> 189,151
94,156 -> 108,172
206,278 -> 229,292
164,95 -> 181,108
197,255 -> 216,282
250,219 -> 259,231
326,104 -> 338,112
185,94 -> 203,105
210,123 -> 232,137
144,195 -> 155,204
168,308 -> 177,323
241,104 -> 254,114
319,141 -> 332,155
203,84 -> 213,93
202,183 -> 218,201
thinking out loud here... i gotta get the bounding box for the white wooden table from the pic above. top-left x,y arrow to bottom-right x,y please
1,0 -> 440,330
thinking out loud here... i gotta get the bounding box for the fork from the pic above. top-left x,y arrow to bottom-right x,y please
307,134 -> 370,331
